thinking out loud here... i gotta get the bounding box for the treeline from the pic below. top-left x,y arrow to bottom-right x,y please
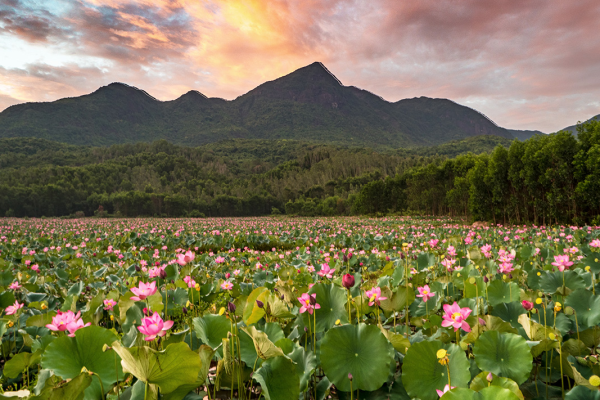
0,125 -> 597,225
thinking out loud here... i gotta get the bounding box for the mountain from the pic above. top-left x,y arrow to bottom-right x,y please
507,129 -> 545,141
0,62 -> 517,147
560,114 -> 600,136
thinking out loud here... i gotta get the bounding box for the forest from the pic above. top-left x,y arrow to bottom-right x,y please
0,120 -> 598,225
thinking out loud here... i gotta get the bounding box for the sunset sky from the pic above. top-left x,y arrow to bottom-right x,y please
1,0 -> 599,132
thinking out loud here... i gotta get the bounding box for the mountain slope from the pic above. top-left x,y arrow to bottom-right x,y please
0,62 -> 515,147
560,114 -> 600,136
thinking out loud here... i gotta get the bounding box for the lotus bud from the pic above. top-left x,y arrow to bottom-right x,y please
521,300 -> 534,311
159,269 -> 167,280
483,276 -> 489,283
348,373 -> 353,381
256,300 -> 264,309
342,273 -> 355,289
143,307 -> 149,316
225,273 -> 230,279
304,327 -> 308,332
486,372 -> 493,382
309,295 -> 317,306
102,344 -> 111,352
135,265 -> 141,272
182,307 -> 188,314
343,255 -> 349,263
228,302 -> 236,313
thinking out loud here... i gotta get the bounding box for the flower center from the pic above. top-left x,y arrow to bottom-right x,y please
452,312 -> 462,321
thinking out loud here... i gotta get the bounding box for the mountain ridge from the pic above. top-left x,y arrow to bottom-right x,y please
0,61 -> 530,147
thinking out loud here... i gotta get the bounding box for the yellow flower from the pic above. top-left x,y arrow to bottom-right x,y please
219,307 -> 226,315
537,271 -> 541,276
554,302 -> 562,312
549,332 -> 556,340
7,321 -> 14,328
110,315 -> 114,321
335,319 -> 341,325
41,303 -> 48,310
436,349 -> 447,359
535,298 -> 543,305
586,266 -> 591,272
589,375 -> 600,387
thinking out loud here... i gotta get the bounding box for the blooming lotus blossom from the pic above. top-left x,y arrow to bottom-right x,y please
498,262 -> 514,274
138,312 -> 174,341
46,310 -> 89,334
66,318 -> 91,337
591,239 -> 600,248
317,264 -> 335,279
148,266 -> 165,278
176,250 -> 195,266
130,281 -> 157,301
5,301 -> 23,315
417,285 -> 434,302
365,287 -> 387,307
441,258 -> 456,271
221,281 -> 233,290
441,302 -> 472,332
104,299 -> 117,311
447,245 -> 456,256
8,281 -> 21,290
551,255 -> 574,272
436,384 -> 455,397
184,276 -> 196,288
215,256 -> 226,264
298,293 -> 320,314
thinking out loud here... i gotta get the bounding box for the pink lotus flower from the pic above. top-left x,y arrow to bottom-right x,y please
441,302 -> 472,332
365,287 -> 387,307
551,255 -> 574,272
498,262 -> 514,274
104,299 -> 117,311
148,266 -> 165,278
417,285 -> 434,302
66,318 -> 91,337
317,264 -> 335,279
5,301 -> 23,315
8,281 -> 21,290
591,239 -> 600,248
215,256 -> 226,264
137,312 -> 174,341
441,258 -> 456,271
436,384 -> 455,397
221,281 -> 233,290
298,293 -> 320,314
46,310 -> 87,332
176,250 -> 195,266
521,300 -> 534,311
184,276 -> 196,288
130,281 -> 157,301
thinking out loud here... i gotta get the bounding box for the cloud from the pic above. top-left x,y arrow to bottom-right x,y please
0,0 -> 598,132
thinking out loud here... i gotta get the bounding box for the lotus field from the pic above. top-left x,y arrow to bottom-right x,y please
2,217 -> 600,400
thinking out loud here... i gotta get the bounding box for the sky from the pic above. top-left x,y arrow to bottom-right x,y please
1,0 -> 599,133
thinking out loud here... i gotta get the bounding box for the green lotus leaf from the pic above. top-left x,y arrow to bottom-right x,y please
379,326 -> 411,354
473,330 -> 533,385
253,356 -> 299,400
565,289 -> 600,329
29,372 -> 92,400
111,342 -> 201,395
440,386 -> 520,400
518,314 -> 562,341
402,341 -> 470,400
193,314 -> 231,350
243,287 -> 269,325
469,371 -> 524,400
161,345 -> 215,400
487,280 -> 520,306
562,338 -> 590,357
490,301 -> 526,329
239,322 -> 284,367
565,386 -> 600,399
288,346 -> 317,393
321,323 -> 395,392
241,326 -> 285,360
531,304 -> 572,334
539,270 -> 586,294
41,326 -> 124,400
302,283 -> 348,333
26,312 -> 57,327
380,286 -> 415,312
4,350 -> 41,379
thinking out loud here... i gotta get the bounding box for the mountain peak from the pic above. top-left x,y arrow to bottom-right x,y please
286,62 -> 343,86
94,82 -> 159,101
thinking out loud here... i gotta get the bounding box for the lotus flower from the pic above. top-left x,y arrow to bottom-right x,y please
176,250 -> 195,266
591,239 -> 600,248
137,312 -> 174,341
5,300 -> 23,315
221,281 -> 233,290
66,317 -> 91,337
551,255 -> 573,272
441,302 -> 472,332
184,275 -> 196,288
298,293 -> 320,314
365,287 -> 387,306
148,266 -> 165,278
317,264 -> 335,279
342,273 -> 355,289
130,281 -> 157,301
8,281 -> 21,290
498,262 -> 514,274
417,285 -> 434,302
521,300 -> 534,311
104,299 -> 117,311
436,384 -> 455,397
